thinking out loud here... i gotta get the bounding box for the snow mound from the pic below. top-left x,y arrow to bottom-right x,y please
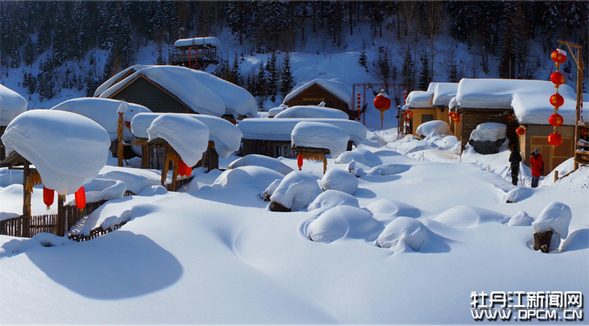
274,105 -> 349,119
97,168 -> 163,195
2,110 -> 110,195
138,185 -> 168,196
335,147 -> 382,166
268,107 -> 284,117
366,163 -> 411,176
469,122 -> 506,142
436,135 -> 461,151
147,113 -> 209,166
319,169 -> 358,195
432,205 -> 504,228
270,171 -> 322,211
308,189 -> 359,213
415,120 -> 451,138
376,216 -> 428,251
212,166 -> 284,190
32,233 -> 71,247
0,84 -> 28,126
259,179 -> 282,201
50,98 -> 151,142
505,211 -> 534,226
228,154 -> 293,175
291,121 -> 349,158
532,202 -> 572,239
79,178 -> 127,204
307,206 -> 382,243
500,187 -> 532,203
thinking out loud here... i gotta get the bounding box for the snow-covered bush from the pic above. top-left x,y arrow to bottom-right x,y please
269,171 -> 322,211
319,169 -> 358,194
532,202 -> 572,252
376,216 -> 428,251
307,189 -> 359,213
307,206 -> 382,243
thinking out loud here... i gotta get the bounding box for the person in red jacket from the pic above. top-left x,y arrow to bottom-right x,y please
530,148 -> 544,188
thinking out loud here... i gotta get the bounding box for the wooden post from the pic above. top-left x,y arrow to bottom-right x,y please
171,153 -> 179,191
161,143 -> 169,187
554,170 -> 559,183
207,141 -> 219,172
57,195 -> 65,237
117,112 -> 124,167
323,154 -> 327,174
22,160 -> 31,238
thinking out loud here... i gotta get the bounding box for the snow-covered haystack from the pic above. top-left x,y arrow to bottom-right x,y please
376,216 -> 428,251
147,114 -> 209,167
49,98 -> 151,142
468,122 -> 507,154
212,166 -> 284,190
228,154 -> 293,175
273,105 -> 349,119
415,120 -> 451,139
69,178 -> 127,205
269,171 -> 322,212
504,211 -> 534,226
532,202 -> 572,252
306,206 -> 383,243
319,168 -> 358,194
307,189 -> 359,213
432,205 -> 505,228
1,110 -> 110,194
0,84 -> 27,126
291,121 -> 349,159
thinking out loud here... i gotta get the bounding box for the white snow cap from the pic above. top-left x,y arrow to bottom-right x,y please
469,122 -> 507,142
405,90 -> 433,108
284,78 -> 352,109
131,113 -> 161,138
239,118 -> 366,146
50,98 -> 152,142
228,154 -> 293,175
415,120 -> 451,138
174,36 -> 221,48
532,202 -> 572,239
377,216 -> 428,251
147,113 -> 210,166
291,121 -> 349,158
1,110 -> 111,195
273,105 -> 349,119
456,78 -> 587,125
319,169 -> 358,195
93,64 -> 147,97
97,65 -> 257,118
432,83 -> 459,107
0,84 -> 28,126
270,171 -> 322,211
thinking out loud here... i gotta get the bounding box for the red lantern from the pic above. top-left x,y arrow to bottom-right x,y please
550,71 -> 565,85
548,132 -> 562,146
406,110 -> 413,117
548,113 -> 564,127
75,187 -> 86,210
448,112 -> 453,117
373,92 -> 391,112
297,154 -> 303,170
516,126 -> 525,136
551,49 -> 566,64
580,127 -> 589,138
549,93 -> 564,107
43,186 -> 54,209
453,116 -> 461,123
178,160 -> 191,177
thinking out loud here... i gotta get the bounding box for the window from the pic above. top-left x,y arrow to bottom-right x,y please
422,114 -> 434,123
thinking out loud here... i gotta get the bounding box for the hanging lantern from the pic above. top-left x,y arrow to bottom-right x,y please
548,113 -> 564,127
448,112 -> 453,117
43,186 -> 54,209
373,89 -> 391,128
551,49 -> 567,65
580,127 -> 589,138
549,93 -> 564,107
548,132 -> 562,147
75,187 -> 86,210
550,72 -> 565,85
297,154 -> 303,170
516,126 -> 526,136
179,160 -> 191,177
406,110 -> 413,118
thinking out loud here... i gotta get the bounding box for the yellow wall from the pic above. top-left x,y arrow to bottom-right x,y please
520,125 -> 575,173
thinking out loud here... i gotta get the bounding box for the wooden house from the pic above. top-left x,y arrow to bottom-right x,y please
169,37 -> 222,70
405,82 -> 458,135
283,79 -> 355,120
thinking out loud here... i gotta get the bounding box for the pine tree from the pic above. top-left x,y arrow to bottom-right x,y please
256,62 -> 267,106
267,51 -> 279,102
280,52 -> 294,96
401,48 -> 415,91
359,46 -> 368,72
377,47 -> 391,90
418,54 -> 431,90
230,53 -> 242,85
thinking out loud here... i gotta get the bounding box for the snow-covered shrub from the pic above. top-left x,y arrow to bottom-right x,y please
376,216 -> 428,251
335,147 -> 382,167
307,189 -> 359,213
269,171 -> 322,211
532,202 -> 572,252
319,169 -> 358,194
307,206 -> 382,243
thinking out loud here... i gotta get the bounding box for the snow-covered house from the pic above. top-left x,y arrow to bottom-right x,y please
283,79 -> 355,120
404,82 -> 458,135
0,84 -> 28,160
95,65 -> 258,122
455,78 -> 587,172
238,118 -> 367,158
169,36 -> 222,70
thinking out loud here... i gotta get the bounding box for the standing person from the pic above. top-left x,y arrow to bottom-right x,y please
508,143 -> 522,186
530,148 -> 544,188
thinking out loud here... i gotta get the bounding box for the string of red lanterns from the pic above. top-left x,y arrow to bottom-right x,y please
548,48 -> 567,147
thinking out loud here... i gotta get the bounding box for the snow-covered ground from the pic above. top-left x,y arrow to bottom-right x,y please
1,126 -> 587,324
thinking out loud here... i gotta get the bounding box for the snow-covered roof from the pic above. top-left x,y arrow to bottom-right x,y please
97,65 -> 258,119
147,114 -> 210,167
1,110 -> 111,195
283,78 -> 352,108
132,113 -> 242,158
93,64 -> 147,98
273,105 -> 349,119
456,78 -> 588,125
238,118 -> 367,146
0,84 -> 28,127
174,37 -> 221,49
432,83 -> 459,107
405,90 -> 433,108
291,121 -> 349,158
50,98 -> 151,142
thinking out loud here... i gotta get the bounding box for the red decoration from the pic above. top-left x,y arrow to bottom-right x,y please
178,160 -> 191,177
43,186 -> 54,209
549,93 -> 564,107
453,116 -> 461,123
373,92 -> 391,112
516,126 -> 525,136
548,113 -> 564,127
580,127 -> 589,138
297,154 -> 303,169
75,187 -> 86,210
548,133 -> 562,146
551,49 -> 566,64
550,71 -> 565,85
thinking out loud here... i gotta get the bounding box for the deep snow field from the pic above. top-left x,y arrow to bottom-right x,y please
1,126 -> 587,325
